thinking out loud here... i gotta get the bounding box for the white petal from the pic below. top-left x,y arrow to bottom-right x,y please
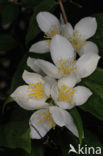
34,59 -> 60,79
27,57 -> 41,73
44,76 -> 56,88
58,73 -> 81,89
50,35 -> 75,65
65,120 -> 79,137
79,41 -> 98,56
62,22 -> 74,38
56,101 -> 75,110
22,70 -> 44,84
43,82 -> 51,97
51,82 -> 76,109
29,40 -> 50,53
36,12 -> 60,33
29,109 -> 54,139
72,86 -> 92,106
49,106 -> 66,126
27,57 -> 46,76
76,53 -> 100,78
49,106 -> 78,137
51,83 -> 59,102
60,13 -> 64,25
27,57 -> 38,72
74,17 -> 97,40
10,85 -> 48,110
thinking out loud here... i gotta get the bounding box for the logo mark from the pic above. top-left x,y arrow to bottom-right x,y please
68,144 -> 77,154
68,144 -> 101,155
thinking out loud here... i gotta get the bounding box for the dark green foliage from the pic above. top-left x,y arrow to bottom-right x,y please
0,0 -> 103,155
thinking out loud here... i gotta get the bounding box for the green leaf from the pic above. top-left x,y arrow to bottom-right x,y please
57,129 -> 103,156
0,107 -> 32,153
10,54 -> 29,93
58,131 -> 79,156
80,68 -> 103,121
29,142 -> 44,156
80,130 -> 103,156
2,97 -> 13,113
0,34 -> 18,51
26,0 -> 57,44
1,3 -> 19,25
69,108 -> 84,144
91,13 -> 103,57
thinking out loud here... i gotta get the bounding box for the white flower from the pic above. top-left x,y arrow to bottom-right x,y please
29,12 -> 61,53
10,70 -> 79,139
29,106 -> 79,139
29,12 -> 98,56
51,76 -> 92,109
10,70 -> 55,110
27,35 -> 100,80
63,17 -> 98,55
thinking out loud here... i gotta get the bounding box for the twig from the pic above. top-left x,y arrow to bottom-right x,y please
58,0 -> 68,23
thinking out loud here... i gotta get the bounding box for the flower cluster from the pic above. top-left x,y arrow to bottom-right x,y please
11,12 -> 100,139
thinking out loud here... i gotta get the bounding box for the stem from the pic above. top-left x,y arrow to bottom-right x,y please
59,0 -> 68,23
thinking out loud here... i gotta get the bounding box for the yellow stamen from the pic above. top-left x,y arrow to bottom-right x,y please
45,39 -> 51,47
56,57 -> 77,76
44,24 -> 60,39
28,82 -> 44,99
68,30 -> 86,52
37,112 -> 56,130
58,85 -> 75,103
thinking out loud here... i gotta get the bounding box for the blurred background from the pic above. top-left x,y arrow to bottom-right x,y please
0,0 -> 103,155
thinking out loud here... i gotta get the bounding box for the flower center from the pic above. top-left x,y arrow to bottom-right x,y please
28,82 -> 44,99
45,39 -> 51,47
56,58 -> 77,76
37,112 -> 56,129
44,24 -> 60,47
44,24 -> 60,39
68,31 -> 86,52
58,85 -> 75,103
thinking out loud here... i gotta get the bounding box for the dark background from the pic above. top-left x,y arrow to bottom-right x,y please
0,0 -> 103,155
